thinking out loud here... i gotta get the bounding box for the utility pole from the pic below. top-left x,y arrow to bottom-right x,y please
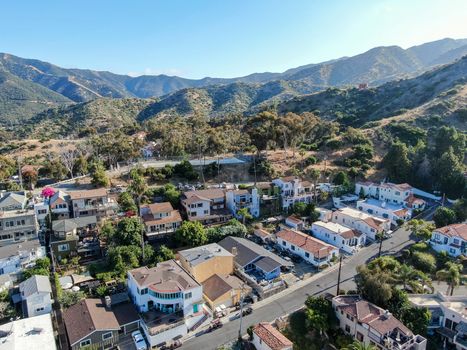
378,233 -> 384,258
17,156 -> 23,190
336,255 -> 343,296
238,284 -> 246,342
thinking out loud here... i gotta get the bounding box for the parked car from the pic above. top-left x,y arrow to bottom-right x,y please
242,307 -> 253,317
207,319 -> 223,332
131,331 -> 148,350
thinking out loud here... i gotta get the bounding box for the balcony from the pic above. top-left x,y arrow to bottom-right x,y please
141,309 -> 185,336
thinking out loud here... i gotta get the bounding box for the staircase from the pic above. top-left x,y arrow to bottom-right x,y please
190,310 -> 209,332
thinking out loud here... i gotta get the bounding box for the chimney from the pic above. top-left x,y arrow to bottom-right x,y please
231,246 -> 238,256
104,295 -> 111,310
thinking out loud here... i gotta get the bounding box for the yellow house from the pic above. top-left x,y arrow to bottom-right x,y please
178,243 -> 234,283
202,274 -> 251,310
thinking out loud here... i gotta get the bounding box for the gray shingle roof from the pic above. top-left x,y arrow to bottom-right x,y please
19,275 -> 52,298
0,239 -> 42,260
254,256 -> 282,273
52,216 -> 97,233
218,236 -> 292,268
0,192 -> 26,209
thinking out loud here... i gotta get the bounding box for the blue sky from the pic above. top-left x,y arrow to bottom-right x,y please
1,0 -> 467,78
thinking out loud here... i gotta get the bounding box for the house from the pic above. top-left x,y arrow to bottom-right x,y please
140,202 -> 183,239
63,295 -> 140,350
272,176 -> 314,210
355,181 -> 425,210
202,273 -> 251,310
178,243 -> 234,283
256,182 -> 281,216
285,215 -> 304,231
69,188 -> 114,221
252,322 -> 293,350
316,207 -> 332,222
430,223 -> 467,257
50,216 -> 99,261
332,295 -> 427,350
18,275 -> 52,317
225,187 -> 260,218
0,238 -> 46,281
35,190 -> 71,227
276,229 -> 338,267
357,198 -> 411,226
0,191 -> 27,211
181,189 -> 232,225
127,260 -> 207,347
254,228 -> 274,243
218,236 -> 292,281
332,207 -> 390,241
408,292 -> 467,348
0,209 -> 38,246
311,221 -> 365,254
0,313 -> 57,350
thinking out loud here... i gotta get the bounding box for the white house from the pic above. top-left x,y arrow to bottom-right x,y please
284,215 -> 304,231
182,189 -> 232,225
0,239 -> 46,281
252,322 -> 293,350
333,295 -> 427,350
0,313 -> 57,350
140,202 -> 183,239
311,221 -> 365,254
19,275 -> 53,318
272,176 -> 314,210
357,198 -> 410,226
430,223 -> 467,257
316,207 -> 332,222
225,188 -> 260,218
34,190 -> 71,227
355,181 -> 425,210
332,207 -> 391,241
276,229 -> 338,267
127,260 -> 207,347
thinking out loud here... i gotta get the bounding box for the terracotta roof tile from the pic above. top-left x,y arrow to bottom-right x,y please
436,223 -> 467,240
253,322 -> 293,350
277,229 -> 336,258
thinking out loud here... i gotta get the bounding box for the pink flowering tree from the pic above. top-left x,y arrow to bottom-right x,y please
41,187 -> 56,232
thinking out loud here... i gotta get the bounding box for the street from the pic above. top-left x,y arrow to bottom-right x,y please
181,223 -> 417,350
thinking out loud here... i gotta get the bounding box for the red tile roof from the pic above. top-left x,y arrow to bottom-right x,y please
144,202 -> 174,213
253,322 -> 293,350
276,229 -> 336,258
436,223 -> 467,240
183,189 -> 225,200
286,215 -> 303,224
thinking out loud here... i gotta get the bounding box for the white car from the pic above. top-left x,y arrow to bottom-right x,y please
131,330 -> 148,350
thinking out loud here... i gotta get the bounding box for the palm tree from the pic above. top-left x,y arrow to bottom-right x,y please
436,261 -> 462,296
417,271 -> 434,293
343,340 -> 377,350
237,207 -> 252,226
307,168 -> 320,204
128,170 -> 148,258
398,264 -> 417,290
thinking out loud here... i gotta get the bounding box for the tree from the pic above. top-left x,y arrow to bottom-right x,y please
175,221 -> 207,247
59,290 -> 86,308
382,142 -> 411,183
343,341 -> 377,350
333,171 -> 350,188
107,245 -> 142,276
436,261 -> 462,296
401,307 -> 431,336
90,161 -> 109,187
0,156 -> 16,182
411,251 -> 436,274
154,245 -> 175,263
118,191 -> 137,213
21,165 -> 38,189
407,219 -> 435,240
112,217 -> 144,246
74,153 -> 89,176
356,265 -> 394,308
307,168 -> 320,203
304,296 -> 336,337
237,207 -> 252,225
433,207 -> 457,228
433,147 -> 466,199
59,147 -> 79,179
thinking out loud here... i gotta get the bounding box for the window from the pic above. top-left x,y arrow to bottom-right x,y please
204,210 -> 208,214
185,292 -> 192,299
449,248 -> 456,254
80,339 -> 91,348
345,325 -> 350,333
57,244 -> 69,252
291,245 -> 295,251
357,332 -> 364,341
305,252 -> 309,258
197,203 -> 203,208
36,307 -> 44,312
102,332 -> 113,340
282,241 -> 286,246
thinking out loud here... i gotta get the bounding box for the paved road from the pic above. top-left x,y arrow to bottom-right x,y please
181,223 -> 418,350
181,206 -> 439,350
